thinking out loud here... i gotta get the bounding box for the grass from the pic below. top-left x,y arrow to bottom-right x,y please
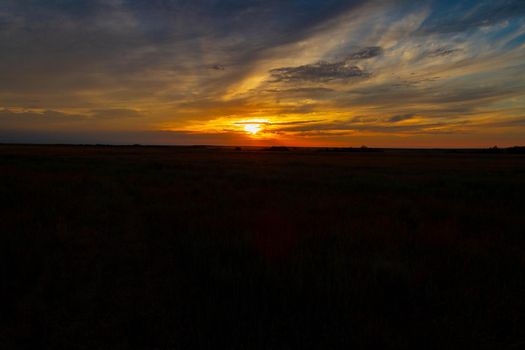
1,144 -> 524,349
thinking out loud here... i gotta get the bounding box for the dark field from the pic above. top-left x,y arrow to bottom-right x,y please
1,145 -> 525,349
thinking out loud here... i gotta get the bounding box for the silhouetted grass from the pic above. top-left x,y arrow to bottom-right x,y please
1,145 -> 524,349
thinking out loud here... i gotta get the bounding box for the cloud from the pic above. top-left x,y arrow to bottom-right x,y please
234,121 -> 271,125
272,117 -> 469,135
0,108 -> 149,132
209,64 -> 226,71
478,117 -> 525,128
388,114 -> 415,122
271,120 -> 325,126
347,46 -> 383,60
351,116 -> 380,123
0,109 -> 87,124
234,120 -> 323,126
89,109 -> 144,119
419,0 -> 525,34
270,61 -> 369,83
338,81 -> 524,111
0,1 -> 524,146
424,47 -> 461,57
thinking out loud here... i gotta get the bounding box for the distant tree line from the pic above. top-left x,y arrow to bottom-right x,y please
482,146 -> 525,154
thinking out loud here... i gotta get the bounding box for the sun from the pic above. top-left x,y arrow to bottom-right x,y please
235,119 -> 269,136
244,123 -> 262,135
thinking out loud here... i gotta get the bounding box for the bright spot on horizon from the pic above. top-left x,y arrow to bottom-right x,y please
244,123 -> 262,135
235,119 -> 270,136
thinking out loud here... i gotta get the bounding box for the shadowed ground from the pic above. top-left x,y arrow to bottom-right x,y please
1,145 -> 524,349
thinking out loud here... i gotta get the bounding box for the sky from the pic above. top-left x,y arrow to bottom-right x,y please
1,0 -> 525,147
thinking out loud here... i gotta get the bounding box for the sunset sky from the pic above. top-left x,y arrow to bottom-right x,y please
1,0 -> 525,147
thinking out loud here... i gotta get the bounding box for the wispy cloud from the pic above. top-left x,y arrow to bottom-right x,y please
423,47 -> 461,57
270,61 -> 369,83
347,46 -> 383,60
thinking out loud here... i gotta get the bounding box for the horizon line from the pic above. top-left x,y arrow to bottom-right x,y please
1,143 -> 524,151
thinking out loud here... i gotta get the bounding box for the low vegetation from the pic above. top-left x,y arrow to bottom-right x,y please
1,145 -> 524,349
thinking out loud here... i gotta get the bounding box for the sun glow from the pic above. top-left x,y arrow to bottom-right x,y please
244,123 -> 262,135
235,119 -> 269,136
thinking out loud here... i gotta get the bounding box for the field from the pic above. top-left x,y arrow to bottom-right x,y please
1,145 -> 525,349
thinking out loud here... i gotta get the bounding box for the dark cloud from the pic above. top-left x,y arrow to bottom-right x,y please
272,119 -> 353,132
270,61 -> 369,83
234,120 -> 323,126
265,87 -> 335,95
89,109 -> 144,119
347,46 -> 383,60
350,116 -> 379,123
338,82 -> 523,111
424,47 -> 461,57
209,64 -> 226,71
388,114 -> 415,122
480,117 -> 525,128
234,121 -> 271,125
271,120 -> 325,126
273,118 -> 467,134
